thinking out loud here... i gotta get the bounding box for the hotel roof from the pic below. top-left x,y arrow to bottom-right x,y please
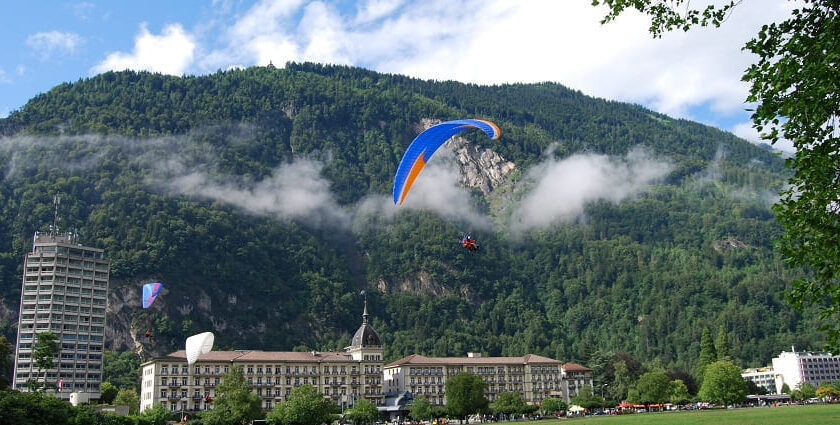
143,349 -> 360,366
385,353 -> 564,367
561,362 -> 592,372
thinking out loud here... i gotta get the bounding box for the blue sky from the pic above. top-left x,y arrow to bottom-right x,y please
0,0 -> 795,152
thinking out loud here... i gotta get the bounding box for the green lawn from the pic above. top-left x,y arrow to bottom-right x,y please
533,404 -> 840,425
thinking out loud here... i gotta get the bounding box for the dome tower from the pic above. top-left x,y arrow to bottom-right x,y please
346,292 -> 382,361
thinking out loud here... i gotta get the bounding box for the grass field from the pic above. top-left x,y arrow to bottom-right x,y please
531,404 -> 840,425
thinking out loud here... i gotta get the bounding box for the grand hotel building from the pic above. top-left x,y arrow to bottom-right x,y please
383,353 -> 592,405
141,301 -> 593,413
141,303 -> 384,413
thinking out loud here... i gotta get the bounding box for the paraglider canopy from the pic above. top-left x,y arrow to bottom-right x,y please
185,332 -> 215,366
142,282 -> 163,309
393,119 -> 500,205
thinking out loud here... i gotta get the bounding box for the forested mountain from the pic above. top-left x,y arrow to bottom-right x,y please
0,63 -> 820,379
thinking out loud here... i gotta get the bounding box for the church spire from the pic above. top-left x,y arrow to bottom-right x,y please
362,289 -> 368,324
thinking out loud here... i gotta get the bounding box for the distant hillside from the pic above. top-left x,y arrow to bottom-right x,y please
0,63 -> 818,378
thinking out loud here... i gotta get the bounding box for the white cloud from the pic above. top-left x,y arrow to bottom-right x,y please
199,0 -> 306,68
353,146 -> 491,232
298,2 -> 351,64
152,156 -> 351,228
229,0 -> 306,41
26,31 -> 83,60
0,130 -> 353,227
0,67 -> 10,84
510,148 -> 672,232
91,23 -> 196,75
354,0 -> 405,24
733,121 -> 796,155
397,150 -> 491,228
197,0 -> 793,124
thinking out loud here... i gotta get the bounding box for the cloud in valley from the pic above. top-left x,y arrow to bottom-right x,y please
510,147 -> 672,232
355,148 -> 490,229
0,129 -> 495,231
0,131 -> 349,228
150,155 -> 351,228
1,133 -> 682,235
0,134 -> 110,180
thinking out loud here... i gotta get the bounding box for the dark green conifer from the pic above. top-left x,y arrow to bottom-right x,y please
697,327 -> 717,383
716,325 -> 731,361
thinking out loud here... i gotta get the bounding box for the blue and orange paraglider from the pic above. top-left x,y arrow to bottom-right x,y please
142,282 -> 163,309
393,119 -> 501,205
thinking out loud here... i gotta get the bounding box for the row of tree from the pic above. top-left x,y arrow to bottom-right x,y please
6,358 -> 840,425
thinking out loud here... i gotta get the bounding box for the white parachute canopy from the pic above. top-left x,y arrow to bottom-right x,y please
185,331 -> 215,366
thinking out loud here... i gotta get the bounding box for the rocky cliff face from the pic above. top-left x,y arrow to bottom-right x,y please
105,279 -> 276,356
418,118 -> 516,196
446,137 -> 516,195
106,281 -> 156,356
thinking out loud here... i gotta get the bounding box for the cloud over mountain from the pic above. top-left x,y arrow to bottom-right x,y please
510,147 -> 672,232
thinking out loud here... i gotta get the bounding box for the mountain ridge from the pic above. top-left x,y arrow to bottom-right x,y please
0,63 -> 816,377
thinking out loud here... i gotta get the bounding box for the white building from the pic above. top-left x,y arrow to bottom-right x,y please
741,367 -> 778,394
13,230 -> 110,399
770,349 -> 840,393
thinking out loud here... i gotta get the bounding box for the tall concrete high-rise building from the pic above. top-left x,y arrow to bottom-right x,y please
13,229 -> 110,399
771,348 -> 840,393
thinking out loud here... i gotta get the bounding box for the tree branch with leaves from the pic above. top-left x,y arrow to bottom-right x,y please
593,0 -> 840,351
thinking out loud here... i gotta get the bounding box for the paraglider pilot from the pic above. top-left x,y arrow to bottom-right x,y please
461,233 -> 479,252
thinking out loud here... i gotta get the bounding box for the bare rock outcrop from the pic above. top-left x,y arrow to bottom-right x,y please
418,118 -> 516,196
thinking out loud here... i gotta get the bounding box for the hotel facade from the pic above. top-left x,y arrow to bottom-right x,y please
141,303 -> 384,413
383,353 -> 592,405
